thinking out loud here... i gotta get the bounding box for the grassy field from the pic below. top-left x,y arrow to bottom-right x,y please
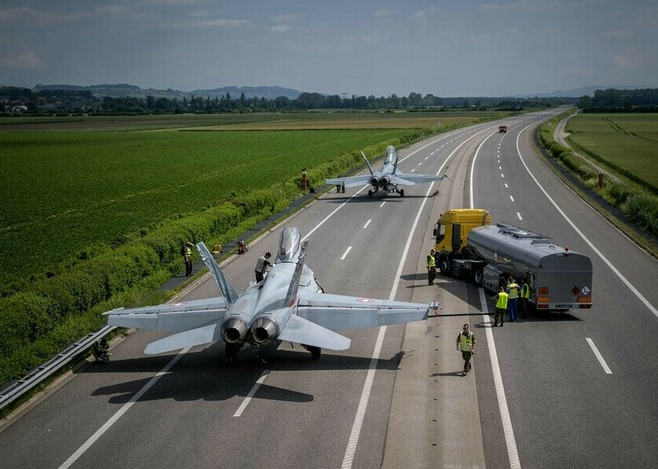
0,127 -> 414,290
566,113 -> 658,192
0,110 -> 502,131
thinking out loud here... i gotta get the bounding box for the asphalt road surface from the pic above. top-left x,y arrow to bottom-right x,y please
1,109 -> 656,469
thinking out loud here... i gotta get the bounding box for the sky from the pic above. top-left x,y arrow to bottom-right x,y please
1,0 -> 657,97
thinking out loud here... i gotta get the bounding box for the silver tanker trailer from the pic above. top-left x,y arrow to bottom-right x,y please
434,209 -> 593,312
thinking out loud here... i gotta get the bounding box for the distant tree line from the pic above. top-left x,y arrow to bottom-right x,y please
578,88 -> 658,112
1,85 -> 575,115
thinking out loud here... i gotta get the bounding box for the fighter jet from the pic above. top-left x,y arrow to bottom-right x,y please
105,227 -> 435,362
326,145 -> 446,197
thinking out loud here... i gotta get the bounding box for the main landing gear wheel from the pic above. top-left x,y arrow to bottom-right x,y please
399,189 -> 404,197
309,346 -> 321,360
225,343 -> 239,364
303,344 -> 322,360
368,190 -> 373,198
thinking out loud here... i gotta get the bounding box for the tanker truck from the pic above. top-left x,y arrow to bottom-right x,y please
433,209 -> 592,311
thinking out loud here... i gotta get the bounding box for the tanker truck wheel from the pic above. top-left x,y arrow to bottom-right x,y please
438,256 -> 450,275
473,269 -> 483,286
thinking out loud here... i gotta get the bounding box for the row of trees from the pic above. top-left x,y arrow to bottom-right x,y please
577,88 -> 658,112
1,86 -> 574,115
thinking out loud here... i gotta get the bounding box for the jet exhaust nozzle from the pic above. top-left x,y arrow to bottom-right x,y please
250,317 -> 279,345
380,176 -> 390,187
370,176 -> 379,187
222,317 -> 248,344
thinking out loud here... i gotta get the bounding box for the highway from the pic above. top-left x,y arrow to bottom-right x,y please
1,109 -> 656,469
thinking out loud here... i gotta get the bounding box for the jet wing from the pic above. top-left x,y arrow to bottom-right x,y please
296,292 -> 430,331
393,172 -> 445,184
105,297 -> 229,333
325,174 -> 373,188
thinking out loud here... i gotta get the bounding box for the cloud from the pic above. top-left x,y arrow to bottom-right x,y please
271,13 -> 306,23
271,24 -> 291,33
478,4 -> 499,13
613,50 -> 645,69
605,29 -> 632,40
375,10 -> 396,17
0,6 -> 87,25
3,50 -> 44,70
194,19 -> 249,28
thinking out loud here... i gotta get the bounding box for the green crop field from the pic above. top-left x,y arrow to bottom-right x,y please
0,127 -> 416,289
566,113 -> 658,191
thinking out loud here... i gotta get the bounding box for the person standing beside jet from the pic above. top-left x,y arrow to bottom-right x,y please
492,286 -> 508,327
181,241 -> 194,277
426,248 -> 437,285
456,324 -> 475,375
254,252 -> 272,283
507,276 -> 520,322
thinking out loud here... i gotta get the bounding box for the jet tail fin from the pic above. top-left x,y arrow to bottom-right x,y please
144,323 -> 222,354
197,242 -> 239,305
361,151 -> 375,175
284,240 -> 308,307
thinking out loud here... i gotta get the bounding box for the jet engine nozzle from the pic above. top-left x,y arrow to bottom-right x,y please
221,317 -> 248,344
380,176 -> 390,187
370,176 -> 380,187
250,317 -> 279,345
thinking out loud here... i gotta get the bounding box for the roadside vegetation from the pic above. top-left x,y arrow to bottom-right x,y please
0,110 -> 505,388
537,111 -> 658,252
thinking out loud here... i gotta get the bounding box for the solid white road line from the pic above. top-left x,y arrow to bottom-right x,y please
480,290 -> 521,469
514,124 -> 658,320
585,339 -> 612,374
58,347 -> 191,469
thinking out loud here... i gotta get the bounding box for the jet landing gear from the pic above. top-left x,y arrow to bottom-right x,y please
225,343 -> 240,364
397,189 -> 404,197
302,344 -> 322,360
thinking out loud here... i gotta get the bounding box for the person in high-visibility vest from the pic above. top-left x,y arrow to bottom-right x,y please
520,277 -> 530,319
426,248 -> 436,285
456,323 -> 476,374
181,241 -> 194,277
506,276 -> 520,322
492,286 -> 508,327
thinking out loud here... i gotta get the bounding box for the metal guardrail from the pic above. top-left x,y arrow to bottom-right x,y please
0,325 -> 116,411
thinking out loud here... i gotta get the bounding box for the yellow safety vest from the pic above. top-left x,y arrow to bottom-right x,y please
185,246 -> 192,256
521,283 -> 530,299
508,282 -> 519,299
495,291 -> 508,309
427,252 -> 436,268
459,332 -> 474,352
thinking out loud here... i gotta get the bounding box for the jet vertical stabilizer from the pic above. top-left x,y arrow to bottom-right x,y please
197,242 -> 239,304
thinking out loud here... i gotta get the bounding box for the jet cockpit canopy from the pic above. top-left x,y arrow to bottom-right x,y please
384,145 -> 397,165
277,227 -> 301,262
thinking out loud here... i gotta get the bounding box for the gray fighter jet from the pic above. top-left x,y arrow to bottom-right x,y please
106,227 -> 435,362
326,145 -> 446,197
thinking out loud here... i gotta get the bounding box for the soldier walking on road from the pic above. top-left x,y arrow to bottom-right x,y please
456,324 -> 475,375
